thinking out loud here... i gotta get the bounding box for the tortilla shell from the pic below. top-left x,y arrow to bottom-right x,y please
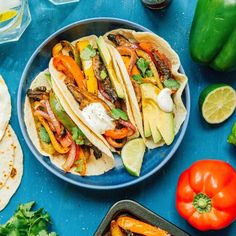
104,29 -> 188,149
0,125 -> 23,211
0,126 -> 14,190
24,71 -> 115,176
0,76 -> 11,141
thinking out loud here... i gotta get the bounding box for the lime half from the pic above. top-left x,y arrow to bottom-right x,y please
199,84 -> 236,124
0,10 -> 18,23
121,138 -> 146,177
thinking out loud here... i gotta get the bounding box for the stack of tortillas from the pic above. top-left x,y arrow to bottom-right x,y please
0,76 -> 23,211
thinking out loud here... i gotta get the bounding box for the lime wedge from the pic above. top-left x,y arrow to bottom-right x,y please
199,83 -> 236,124
0,10 -> 18,23
121,138 -> 146,177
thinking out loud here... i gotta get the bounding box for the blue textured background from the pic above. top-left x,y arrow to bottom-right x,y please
0,0 -> 236,235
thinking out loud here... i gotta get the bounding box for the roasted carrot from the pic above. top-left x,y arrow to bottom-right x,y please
117,216 -> 169,236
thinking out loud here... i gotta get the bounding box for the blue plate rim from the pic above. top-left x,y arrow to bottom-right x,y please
17,17 -> 190,190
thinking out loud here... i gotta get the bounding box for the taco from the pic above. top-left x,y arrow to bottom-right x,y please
104,29 -> 188,148
49,35 -> 138,152
24,71 -> 115,176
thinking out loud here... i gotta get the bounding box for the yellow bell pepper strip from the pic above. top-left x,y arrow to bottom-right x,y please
36,122 -> 55,155
110,220 -> 124,236
52,43 -> 63,57
76,40 -> 98,95
136,49 -> 163,89
37,115 -> 70,154
117,216 -> 169,236
53,55 -> 86,90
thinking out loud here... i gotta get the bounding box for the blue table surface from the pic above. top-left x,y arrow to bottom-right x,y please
1,0 -> 236,235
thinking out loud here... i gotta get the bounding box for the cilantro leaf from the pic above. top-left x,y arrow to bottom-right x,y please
112,108 -> 128,121
72,127 -> 85,145
0,202 -> 57,236
228,122 -> 236,146
146,69 -> 153,77
137,58 -> 149,76
80,44 -> 96,61
132,74 -> 143,85
164,79 -> 180,90
39,127 -> 51,144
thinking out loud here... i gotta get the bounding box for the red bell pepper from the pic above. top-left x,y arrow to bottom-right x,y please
176,160 -> 236,231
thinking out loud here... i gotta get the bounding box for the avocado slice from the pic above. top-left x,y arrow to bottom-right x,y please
141,83 -> 175,145
142,106 -> 152,138
97,36 -> 125,99
143,103 -> 162,143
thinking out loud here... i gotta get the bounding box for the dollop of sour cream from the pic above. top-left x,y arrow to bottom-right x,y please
82,103 -> 115,134
156,88 -> 174,113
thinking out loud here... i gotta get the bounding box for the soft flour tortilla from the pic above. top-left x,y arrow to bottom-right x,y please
0,125 -> 23,211
0,126 -> 14,190
24,71 -> 115,176
0,76 -> 11,141
104,29 -> 188,149
49,35 -> 139,151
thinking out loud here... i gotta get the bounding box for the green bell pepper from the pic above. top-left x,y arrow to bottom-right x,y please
49,92 -> 85,144
189,0 -> 236,72
49,92 -> 75,133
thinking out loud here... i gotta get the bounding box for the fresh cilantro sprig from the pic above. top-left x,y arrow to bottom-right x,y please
0,202 -> 57,236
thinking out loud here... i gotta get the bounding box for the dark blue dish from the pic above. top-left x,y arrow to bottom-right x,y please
17,18 -> 190,189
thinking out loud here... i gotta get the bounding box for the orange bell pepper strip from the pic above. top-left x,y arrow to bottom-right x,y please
131,64 -> 141,76
117,216 -> 169,236
110,220 -> 124,236
104,128 -> 129,139
53,55 -> 85,90
37,115 -> 70,154
121,56 -> 130,72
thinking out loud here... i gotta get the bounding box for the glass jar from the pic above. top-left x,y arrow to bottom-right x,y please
0,0 -> 31,44
141,0 -> 172,10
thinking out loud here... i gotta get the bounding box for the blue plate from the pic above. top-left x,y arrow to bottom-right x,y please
17,18 -> 190,190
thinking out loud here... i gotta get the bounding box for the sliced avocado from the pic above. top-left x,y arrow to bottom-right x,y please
142,105 -> 152,138
97,36 -> 125,99
141,83 -> 175,145
140,83 -> 160,101
143,103 -> 162,143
